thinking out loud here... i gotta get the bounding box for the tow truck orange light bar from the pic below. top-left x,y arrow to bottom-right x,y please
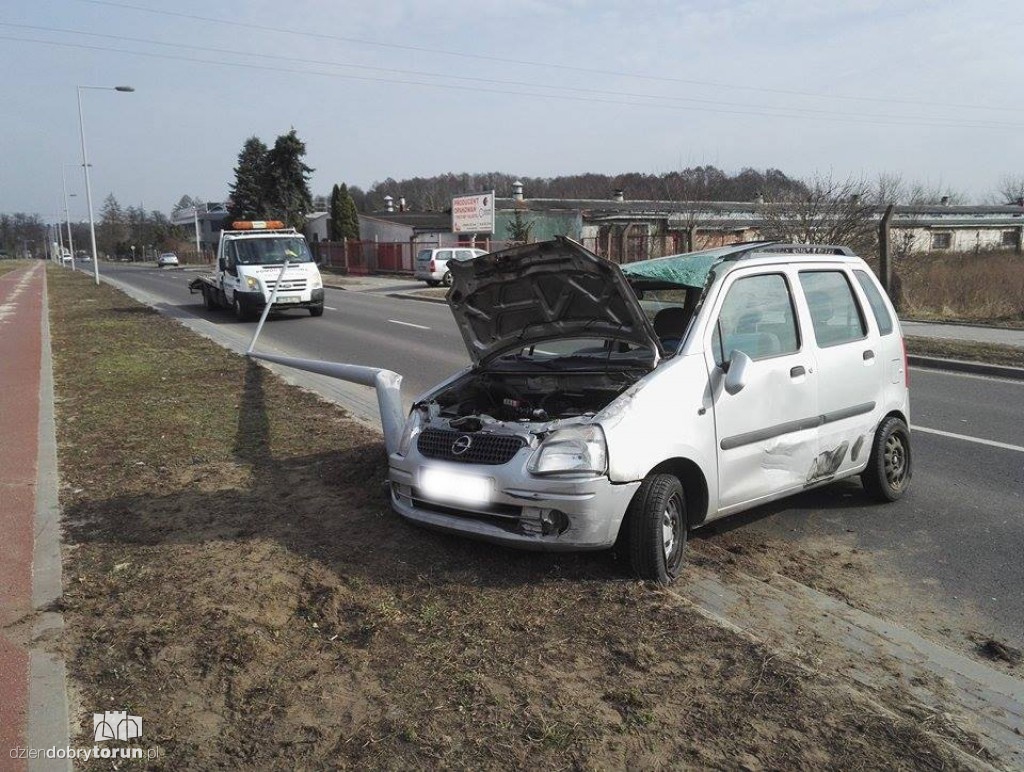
231,220 -> 286,230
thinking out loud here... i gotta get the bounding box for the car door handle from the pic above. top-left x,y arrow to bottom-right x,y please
863,350 -> 875,361
790,366 -> 806,378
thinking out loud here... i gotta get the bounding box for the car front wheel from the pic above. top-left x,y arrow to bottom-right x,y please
626,474 -> 686,584
862,416 -> 912,502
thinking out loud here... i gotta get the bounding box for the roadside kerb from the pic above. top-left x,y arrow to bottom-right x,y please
908,355 -> 1024,381
96,269 -> 1023,768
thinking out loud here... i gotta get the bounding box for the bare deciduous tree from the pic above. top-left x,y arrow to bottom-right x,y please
757,173 -> 878,254
994,174 -> 1024,204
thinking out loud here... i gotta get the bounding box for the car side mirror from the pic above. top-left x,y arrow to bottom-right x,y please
723,349 -> 752,395
218,257 -> 226,271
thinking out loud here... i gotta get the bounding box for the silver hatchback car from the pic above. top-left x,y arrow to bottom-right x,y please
388,238 -> 911,583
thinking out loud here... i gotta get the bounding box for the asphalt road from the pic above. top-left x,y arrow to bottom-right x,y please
96,262 -> 1024,647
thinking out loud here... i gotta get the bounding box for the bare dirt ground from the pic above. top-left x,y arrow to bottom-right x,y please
47,267 -> 985,769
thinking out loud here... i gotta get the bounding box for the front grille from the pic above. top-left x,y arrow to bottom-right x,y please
266,278 -> 307,291
417,428 -> 525,465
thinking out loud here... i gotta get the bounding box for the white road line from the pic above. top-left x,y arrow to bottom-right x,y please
388,319 -> 430,330
915,426 -> 1024,454
910,366 -> 1024,385
324,306 -> 338,311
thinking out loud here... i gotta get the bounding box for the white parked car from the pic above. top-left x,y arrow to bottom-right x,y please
414,247 -> 487,286
388,238 -> 911,583
157,252 -> 179,267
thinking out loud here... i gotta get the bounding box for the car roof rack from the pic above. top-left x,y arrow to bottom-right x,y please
717,241 -> 857,264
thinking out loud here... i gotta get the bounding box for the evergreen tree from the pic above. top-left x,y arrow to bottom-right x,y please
328,183 -> 343,241
264,129 -> 313,229
338,184 -> 360,240
98,194 -> 127,256
228,136 -> 269,221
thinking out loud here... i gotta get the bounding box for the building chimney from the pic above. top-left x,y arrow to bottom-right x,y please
940,196 -> 950,206
512,180 -> 524,201
384,195 -> 394,212
399,197 -> 406,212
612,189 -> 625,202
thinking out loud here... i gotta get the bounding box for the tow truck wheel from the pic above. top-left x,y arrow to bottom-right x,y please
309,303 -> 324,317
233,297 -> 251,322
625,474 -> 686,585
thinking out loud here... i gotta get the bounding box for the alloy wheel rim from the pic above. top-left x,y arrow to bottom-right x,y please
884,432 -> 907,489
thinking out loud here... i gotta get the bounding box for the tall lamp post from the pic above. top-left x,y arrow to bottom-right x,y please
77,84 -> 134,285
61,164 -> 78,272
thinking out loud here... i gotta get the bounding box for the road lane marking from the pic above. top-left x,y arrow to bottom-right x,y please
325,306 -> 338,311
388,319 -> 430,330
915,426 -> 1024,454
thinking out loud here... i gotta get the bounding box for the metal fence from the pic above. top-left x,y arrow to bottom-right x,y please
313,239 -> 511,275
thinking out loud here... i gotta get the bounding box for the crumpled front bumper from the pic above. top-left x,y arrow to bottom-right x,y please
388,449 -> 640,551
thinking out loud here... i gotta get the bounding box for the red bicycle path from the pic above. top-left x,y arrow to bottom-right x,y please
0,263 -> 44,770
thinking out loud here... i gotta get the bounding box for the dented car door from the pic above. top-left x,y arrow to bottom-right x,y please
704,268 -> 819,513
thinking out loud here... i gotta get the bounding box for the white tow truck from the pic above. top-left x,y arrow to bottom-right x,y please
188,220 -> 325,320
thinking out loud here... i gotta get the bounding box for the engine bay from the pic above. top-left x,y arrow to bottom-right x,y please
429,369 -> 643,423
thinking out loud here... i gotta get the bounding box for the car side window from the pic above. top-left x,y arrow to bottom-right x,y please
799,271 -> 867,347
711,273 -> 800,366
853,270 -> 894,336
436,250 -> 453,261
454,250 -> 475,260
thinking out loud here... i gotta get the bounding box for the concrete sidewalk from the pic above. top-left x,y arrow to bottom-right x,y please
0,264 -> 69,770
902,319 -> 1024,349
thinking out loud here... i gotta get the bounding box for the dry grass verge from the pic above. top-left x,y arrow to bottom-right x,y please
0,258 -> 34,277
897,250 -> 1024,324
48,266 -> 975,770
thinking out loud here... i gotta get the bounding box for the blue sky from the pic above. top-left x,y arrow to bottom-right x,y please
2,0 -> 1022,218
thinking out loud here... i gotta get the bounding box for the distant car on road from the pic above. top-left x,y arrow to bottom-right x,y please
157,253 -> 180,267
414,247 -> 487,286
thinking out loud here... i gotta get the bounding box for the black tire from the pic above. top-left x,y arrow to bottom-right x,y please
442,271 -> 453,287
861,416 -> 912,502
425,280 -> 440,287
233,296 -> 252,322
626,474 -> 686,584
309,304 -> 324,317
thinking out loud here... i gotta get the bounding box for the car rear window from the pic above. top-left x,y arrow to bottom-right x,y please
799,271 -> 867,347
853,270 -> 894,336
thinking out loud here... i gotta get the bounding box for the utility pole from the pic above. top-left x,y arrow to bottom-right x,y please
878,204 -> 895,297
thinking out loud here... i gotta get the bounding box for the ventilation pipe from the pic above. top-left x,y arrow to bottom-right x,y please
384,195 -> 394,212
612,189 -> 625,202
512,180 -> 524,201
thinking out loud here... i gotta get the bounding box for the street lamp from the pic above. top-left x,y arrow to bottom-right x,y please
61,164 -> 78,272
77,84 -> 134,285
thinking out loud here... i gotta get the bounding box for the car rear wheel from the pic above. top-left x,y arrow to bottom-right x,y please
625,474 -> 686,584
862,416 -> 912,502
442,271 -> 453,287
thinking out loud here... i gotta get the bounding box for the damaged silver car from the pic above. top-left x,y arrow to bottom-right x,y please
387,238 -> 911,583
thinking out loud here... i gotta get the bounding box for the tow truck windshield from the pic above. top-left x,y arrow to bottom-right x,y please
233,237 -> 313,265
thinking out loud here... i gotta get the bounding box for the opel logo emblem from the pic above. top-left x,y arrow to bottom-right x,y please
451,435 -> 473,455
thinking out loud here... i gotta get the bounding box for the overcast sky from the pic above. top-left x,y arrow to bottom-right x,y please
3,0 -> 1023,219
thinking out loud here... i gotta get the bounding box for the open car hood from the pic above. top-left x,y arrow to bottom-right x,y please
446,238 -> 661,366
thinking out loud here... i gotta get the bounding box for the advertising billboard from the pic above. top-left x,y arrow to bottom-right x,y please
451,192 -> 495,234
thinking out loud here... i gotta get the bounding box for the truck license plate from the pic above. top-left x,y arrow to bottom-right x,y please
275,296 -> 300,304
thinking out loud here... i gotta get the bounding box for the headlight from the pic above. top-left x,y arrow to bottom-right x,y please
311,275 -> 323,289
397,408 -> 424,456
528,425 -> 607,475
245,275 -> 258,290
